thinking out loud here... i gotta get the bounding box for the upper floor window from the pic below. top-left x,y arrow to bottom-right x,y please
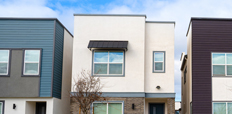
184,67 -> 187,84
0,50 -> 10,75
93,50 -> 124,76
212,53 -> 232,76
23,50 -> 41,76
153,51 -> 165,73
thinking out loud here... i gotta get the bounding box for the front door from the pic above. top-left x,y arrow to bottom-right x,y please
149,103 -> 164,114
36,102 -> 46,114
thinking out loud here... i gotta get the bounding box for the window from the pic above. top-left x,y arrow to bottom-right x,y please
93,50 -> 124,76
0,50 -> 10,75
212,53 -> 232,76
175,111 -> 179,114
0,101 -> 4,114
153,51 -> 165,73
184,67 -> 187,84
23,50 -> 41,76
213,102 -> 232,114
93,102 -> 123,114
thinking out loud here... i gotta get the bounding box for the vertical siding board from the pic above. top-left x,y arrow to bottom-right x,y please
0,20 -> 54,97
192,19 -> 232,114
52,21 -> 64,99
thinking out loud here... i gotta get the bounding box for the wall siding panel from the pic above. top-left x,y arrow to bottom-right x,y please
0,19 -> 54,97
52,21 -> 64,99
192,19 -> 232,114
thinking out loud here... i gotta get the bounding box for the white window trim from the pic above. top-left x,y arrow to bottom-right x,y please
212,102 -> 232,114
23,50 -> 41,76
153,52 -> 165,72
0,50 -> 10,75
212,53 -> 232,76
93,50 -> 124,75
92,102 -> 123,114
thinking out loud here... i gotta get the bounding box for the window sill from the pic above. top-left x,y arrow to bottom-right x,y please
21,75 -> 40,77
153,71 -> 165,73
0,75 -> 10,77
92,75 -> 125,77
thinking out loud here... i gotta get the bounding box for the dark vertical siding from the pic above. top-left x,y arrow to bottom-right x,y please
192,19 -> 232,114
0,19 -> 54,97
52,21 -> 64,99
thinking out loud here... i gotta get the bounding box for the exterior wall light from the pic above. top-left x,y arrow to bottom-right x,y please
13,104 -> 16,109
132,103 -> 135,110
156,86 -> 161,89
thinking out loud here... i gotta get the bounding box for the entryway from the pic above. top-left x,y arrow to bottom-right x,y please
36,102 -> 46,114
149,103 -> 164,114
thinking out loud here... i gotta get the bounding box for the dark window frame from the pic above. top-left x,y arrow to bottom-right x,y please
91,49 -> 125,77
22,49 -> 42,77
153,51 -> 166,73
0,49 -> 11,77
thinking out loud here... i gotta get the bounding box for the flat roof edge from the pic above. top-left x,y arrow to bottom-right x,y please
146,21 -> 175,24
191,17 -> 232,21
74,14 -> 147,18
0,17 -> 73,37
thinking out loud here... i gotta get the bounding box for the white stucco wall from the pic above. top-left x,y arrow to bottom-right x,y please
175,101 -> 181,110
72,15 -> 146,92
212,77 -> 232,101
0,98 -> 54,114
145,22 -> 175,93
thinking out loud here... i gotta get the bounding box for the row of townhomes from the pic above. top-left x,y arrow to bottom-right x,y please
0,14 -> 230,114
0,15 -> 175,114
180,18 -> 232,114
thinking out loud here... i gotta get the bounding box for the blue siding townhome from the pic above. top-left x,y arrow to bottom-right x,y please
0,18 -> 73,114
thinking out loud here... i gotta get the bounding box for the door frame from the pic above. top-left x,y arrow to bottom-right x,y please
149,103 -> 165,114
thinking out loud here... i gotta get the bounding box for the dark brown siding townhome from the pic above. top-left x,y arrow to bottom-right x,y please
181,18 -> 232,114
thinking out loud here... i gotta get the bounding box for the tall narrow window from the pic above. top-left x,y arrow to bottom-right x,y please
153,51 -> 165,73
184,67 -> 187,84
93,51 -> 124,76
0,50 -> 9,75
212,53 -> 232,76
23,50 -> 41,76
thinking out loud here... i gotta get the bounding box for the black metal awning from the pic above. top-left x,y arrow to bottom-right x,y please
87,40 -> 128,50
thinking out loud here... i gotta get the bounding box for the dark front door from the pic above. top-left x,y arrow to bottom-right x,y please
149,103 -> 164,114
36,102 -> 46,114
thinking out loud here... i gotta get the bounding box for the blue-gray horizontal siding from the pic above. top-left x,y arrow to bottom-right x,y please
52,21 -> 64,99
0,20 -> 54,97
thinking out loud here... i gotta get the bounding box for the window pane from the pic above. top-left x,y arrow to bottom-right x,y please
94,64 -> 107,74
155,62 -> 163,71
25,50 -> 40,62
93,103 -> 107,114
94,51 -> 108,62
109,64 -> 122,74
109,52 -> 123,63
228,103 -> 232,114
227,54 -> 232,64
154,53 -> 164,61
213,65 -> 225,76
227,65 -> 232,75
108,103 -> 122,114
0,50 -> 9,62
25,63 -> 39,74
213,53 -> 225,64
213,103 -> 226,114
0,63 -> 7,74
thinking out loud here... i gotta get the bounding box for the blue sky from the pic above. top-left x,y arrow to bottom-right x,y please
1,0 -> 232,101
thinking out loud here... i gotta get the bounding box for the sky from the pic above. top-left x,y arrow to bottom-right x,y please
1,0 -> 232,101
